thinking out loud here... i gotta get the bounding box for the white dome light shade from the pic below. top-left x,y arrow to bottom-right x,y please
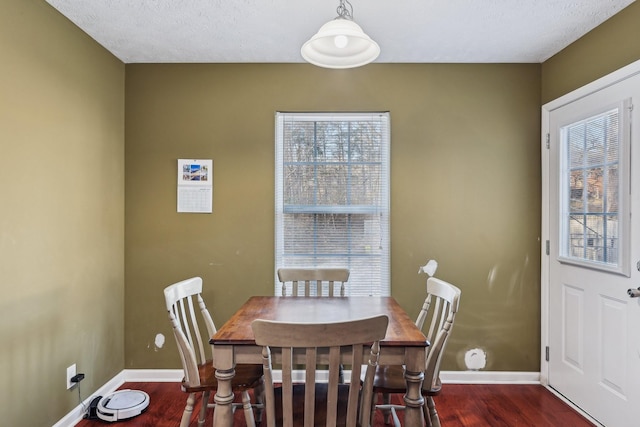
301,18 -> 380,69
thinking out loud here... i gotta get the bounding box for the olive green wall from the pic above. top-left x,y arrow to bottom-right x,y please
542,1 -> 640,103
0,1 -> 125,426
125,63 -> 542,372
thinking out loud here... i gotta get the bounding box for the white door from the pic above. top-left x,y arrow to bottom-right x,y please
545,67 -> 640,426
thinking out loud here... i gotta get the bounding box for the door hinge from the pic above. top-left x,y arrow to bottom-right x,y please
546,133 -> 550,149
545,240 -> 550,255
545,346 -> 550,362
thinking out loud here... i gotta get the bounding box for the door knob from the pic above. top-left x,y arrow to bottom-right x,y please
628,287 -> 640,298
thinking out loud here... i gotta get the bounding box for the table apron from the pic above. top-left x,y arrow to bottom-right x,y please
213,344 -> 424,367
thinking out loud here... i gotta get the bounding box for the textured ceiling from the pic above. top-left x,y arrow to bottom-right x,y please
45,0 -> 636,64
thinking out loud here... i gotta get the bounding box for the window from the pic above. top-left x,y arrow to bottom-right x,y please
275,112 -> 390,296
559,102 -> 631,274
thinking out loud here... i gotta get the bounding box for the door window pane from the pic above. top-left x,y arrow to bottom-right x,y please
561,108 -> 621,266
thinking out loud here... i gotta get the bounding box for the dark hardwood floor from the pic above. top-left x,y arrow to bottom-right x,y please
75,382 -> 594,426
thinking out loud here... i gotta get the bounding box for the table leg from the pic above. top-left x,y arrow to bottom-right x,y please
403,347 -> 426,426
213,345 -> 235,427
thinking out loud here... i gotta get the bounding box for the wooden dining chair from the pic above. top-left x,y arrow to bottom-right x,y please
163,277 -> 264,427
277,268 -> 350,297
251,314 -> 389,427
371,277 -> 461,427
277,267 -> 351,383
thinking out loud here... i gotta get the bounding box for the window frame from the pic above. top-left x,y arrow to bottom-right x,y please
557,100 -> 631,276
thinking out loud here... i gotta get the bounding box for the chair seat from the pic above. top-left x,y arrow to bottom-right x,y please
181,362 -> 263,394
274,383 -> 363,427
372,365 -> 442,396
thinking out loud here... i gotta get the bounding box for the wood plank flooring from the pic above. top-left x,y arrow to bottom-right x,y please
74,382 -> 594,426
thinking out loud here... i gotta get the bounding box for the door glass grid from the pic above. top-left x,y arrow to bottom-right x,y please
561,108 -> 620,265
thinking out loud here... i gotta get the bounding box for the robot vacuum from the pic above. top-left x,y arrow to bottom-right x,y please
96,389 -> 150,422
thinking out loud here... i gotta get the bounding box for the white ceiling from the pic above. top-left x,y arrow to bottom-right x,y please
45,0 -> 635,64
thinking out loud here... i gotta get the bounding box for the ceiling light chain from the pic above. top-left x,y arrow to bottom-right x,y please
336,0 -> 353,20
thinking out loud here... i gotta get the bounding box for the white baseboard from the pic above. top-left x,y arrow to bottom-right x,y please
54,369 -> 540,426
440,370 -> 540,384
280,370 -> 540,384
120,368 -> 184,382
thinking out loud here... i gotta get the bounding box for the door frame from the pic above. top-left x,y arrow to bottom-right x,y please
541,59 -> 640,387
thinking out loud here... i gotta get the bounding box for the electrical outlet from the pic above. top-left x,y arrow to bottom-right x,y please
66,364 -> 77,390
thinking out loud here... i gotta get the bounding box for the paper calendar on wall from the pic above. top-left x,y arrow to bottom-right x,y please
177,159 -> 213,213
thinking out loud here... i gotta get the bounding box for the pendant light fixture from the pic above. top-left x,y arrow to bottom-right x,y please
301,0 -> 380,69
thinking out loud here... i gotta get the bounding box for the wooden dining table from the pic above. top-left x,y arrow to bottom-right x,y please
210,296 -> 428,426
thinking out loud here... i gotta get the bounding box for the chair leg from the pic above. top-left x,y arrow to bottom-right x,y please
181,393 -> 197,427
254,377 -> 265,424
422,397 -> 431,427
426,396 -> 440,427
370,392 -> 377,425
371,393 -> 392,425
241,390 -> 256,427
382,393 -> 392,425
198,391 -> 210,427
390,407 -> 402,427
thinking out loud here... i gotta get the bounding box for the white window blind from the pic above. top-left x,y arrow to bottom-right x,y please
559,102 -> 630,274
275,112 -> 390,296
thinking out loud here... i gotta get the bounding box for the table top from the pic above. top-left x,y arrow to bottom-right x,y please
211,296 -> 428,348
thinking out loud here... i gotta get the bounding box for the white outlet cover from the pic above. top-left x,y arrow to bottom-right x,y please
66,364 -> 76,389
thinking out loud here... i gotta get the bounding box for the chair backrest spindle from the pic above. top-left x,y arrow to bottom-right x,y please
277,268 -> 350,297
